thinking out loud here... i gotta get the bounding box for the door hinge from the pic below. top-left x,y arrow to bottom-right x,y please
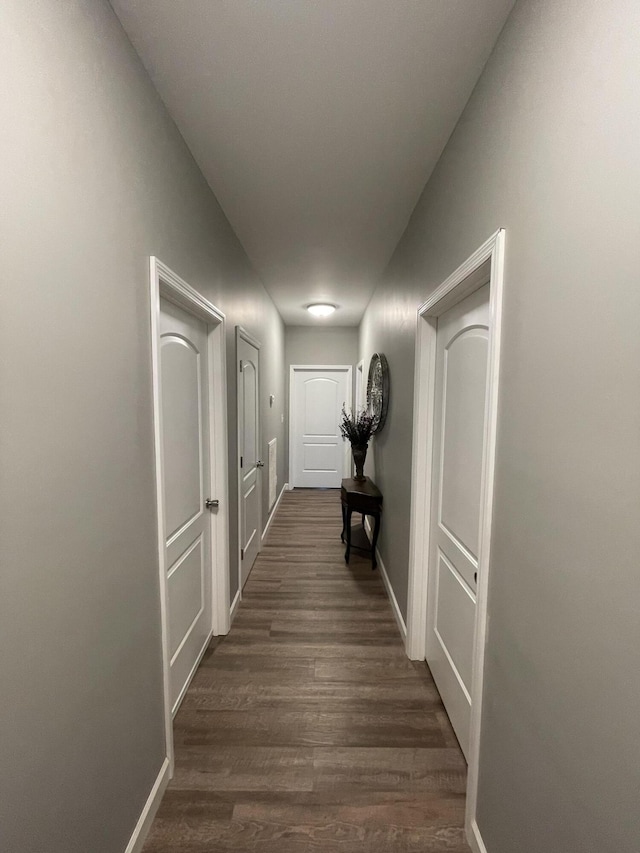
241,548 -> 244,560
240,455 -> 243,468
239,359 -> 243,372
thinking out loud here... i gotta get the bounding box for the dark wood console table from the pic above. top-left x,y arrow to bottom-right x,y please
340,477 -> 383,570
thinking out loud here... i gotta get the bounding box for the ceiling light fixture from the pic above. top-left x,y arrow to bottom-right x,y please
307,303 -> 336,318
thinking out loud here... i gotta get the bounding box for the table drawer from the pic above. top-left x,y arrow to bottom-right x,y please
340,489 -> 382,514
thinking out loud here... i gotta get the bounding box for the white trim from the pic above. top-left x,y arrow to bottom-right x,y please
262,482 -> 287,542
267,437 -> 278,512
149,257 -> 231,771
123,757 -> 170,853
236,325 -> 263,597
209,310 -> 231,638
288,364 -> 353,488
236,324 -> 261,350
468,819 -> 489,853
379,556 -> 407,643
465,230 -> 505,843
364,518 -> 407,641
171,629 -> 213,717
403,230 -> 506,848
230,588 -> 241,624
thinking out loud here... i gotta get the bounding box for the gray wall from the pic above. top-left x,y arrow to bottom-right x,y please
359,1 -> 640,851
285,325 -> 359,367
285,325 -> 359,481
0,1 -> 284,851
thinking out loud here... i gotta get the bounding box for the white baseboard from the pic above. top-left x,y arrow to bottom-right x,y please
172,631 -> 213,717
287,482 -> 295,491
230,588 -> 241,624
124,756 -> 170,853
364,518 -> 407,643
262,482 -> 287,542
468,819 -> 488,853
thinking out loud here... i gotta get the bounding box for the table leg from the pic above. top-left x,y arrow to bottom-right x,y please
344,507 -> 353,564
371,512 -> 381,570
340,502 -> 346,543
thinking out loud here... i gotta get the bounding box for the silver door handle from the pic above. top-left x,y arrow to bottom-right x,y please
256,460 -> 265,468
205,499 -> 219,509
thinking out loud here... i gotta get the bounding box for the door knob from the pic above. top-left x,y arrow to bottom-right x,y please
256,460 -> 265,468
205,499 -> 219,509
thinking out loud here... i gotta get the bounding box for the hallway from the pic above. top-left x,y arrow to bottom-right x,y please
143,489 -> 470,852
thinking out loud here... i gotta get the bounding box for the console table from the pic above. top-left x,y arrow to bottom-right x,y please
340,477 -> 383,570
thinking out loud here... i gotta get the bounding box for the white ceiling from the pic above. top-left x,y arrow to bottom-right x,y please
111,0 -> 514,325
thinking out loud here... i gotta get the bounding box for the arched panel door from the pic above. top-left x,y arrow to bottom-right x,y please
237,330 -> 261,588
160,298 -> 212,713
290,366 -> 352,488
426,283 -> 490,759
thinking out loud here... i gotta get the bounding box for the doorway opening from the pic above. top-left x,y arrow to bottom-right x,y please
236,326 -> 263,592
149,257 -> 230,771
405,230 -> 505,851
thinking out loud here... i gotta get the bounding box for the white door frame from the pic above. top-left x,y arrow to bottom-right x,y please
288,364 -> 353,488
405,230 -> 505,851
235,325 -> 262,601
355,358 -> 365,410
149,257 -> 230,772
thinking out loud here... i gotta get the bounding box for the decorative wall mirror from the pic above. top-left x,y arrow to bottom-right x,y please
366,352 -> 389,433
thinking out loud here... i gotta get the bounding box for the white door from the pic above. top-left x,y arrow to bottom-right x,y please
237,331 -> 261,587
426,283 -> 490,759
160,298 -> 212,713
290,366 -> 351,488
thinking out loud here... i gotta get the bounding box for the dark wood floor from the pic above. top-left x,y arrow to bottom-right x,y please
143,489 -> 470,852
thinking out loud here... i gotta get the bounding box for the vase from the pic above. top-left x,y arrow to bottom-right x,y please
352,444 -> 368,481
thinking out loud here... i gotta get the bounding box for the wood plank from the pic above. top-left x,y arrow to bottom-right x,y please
171,746 -> 315,792
173,709 -> 447,748
313,746 -> 467,793
142,488 -> 470,852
